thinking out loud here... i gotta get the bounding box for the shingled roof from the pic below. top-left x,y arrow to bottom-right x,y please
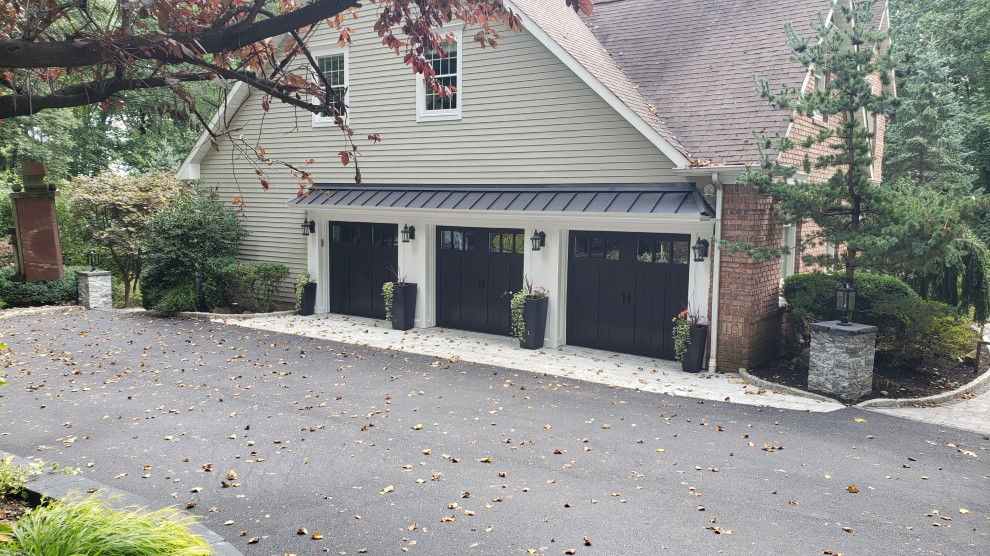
578,0 -> 833,165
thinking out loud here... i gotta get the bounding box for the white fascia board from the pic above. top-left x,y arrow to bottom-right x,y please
176,80 -> 250,180
505,0 -> 690,169
673,165 -> 749,184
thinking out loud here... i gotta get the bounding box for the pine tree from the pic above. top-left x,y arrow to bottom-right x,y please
740,0 -> 898,284
884,44 -> 971,189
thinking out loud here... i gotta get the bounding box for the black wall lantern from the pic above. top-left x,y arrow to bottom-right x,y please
87,250 -> 100,271
300,218 -> 315,236
835,281 -> 857,325
401,224 -> 416,243
692,238 -> 710,262
530,230 -> 546,251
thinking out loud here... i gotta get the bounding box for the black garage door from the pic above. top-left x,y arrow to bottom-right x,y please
437,227 -> 524,335
329,222 -> 398,319
567,231 -> 691,359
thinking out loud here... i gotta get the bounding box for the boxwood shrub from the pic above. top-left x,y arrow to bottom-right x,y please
200,259 -> 289,313
0,265 -> 89,307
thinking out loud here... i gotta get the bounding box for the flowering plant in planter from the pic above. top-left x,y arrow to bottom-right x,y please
672,306 -> 706,362
510,277 -> 548,341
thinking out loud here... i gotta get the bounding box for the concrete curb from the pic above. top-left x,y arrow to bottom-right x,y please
738,365 -> 990,409
856,365 -> 990,408
736,369 -> 844,405
0,451 -> 242,556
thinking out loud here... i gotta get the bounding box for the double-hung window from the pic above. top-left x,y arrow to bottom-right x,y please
416,27 -> 462,122
312,47 -> 348,128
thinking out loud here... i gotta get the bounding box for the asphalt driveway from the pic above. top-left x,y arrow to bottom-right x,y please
0,308 -> 987,555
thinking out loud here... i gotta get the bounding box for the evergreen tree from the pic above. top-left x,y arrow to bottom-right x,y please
741,0 -> 898,284
883,44 -> 971,189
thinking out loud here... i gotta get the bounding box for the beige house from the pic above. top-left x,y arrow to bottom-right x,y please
178,0 -> 891,371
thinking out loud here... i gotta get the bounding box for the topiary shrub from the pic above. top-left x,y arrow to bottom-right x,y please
782,271 -> 976,366
0,265 -> 88,307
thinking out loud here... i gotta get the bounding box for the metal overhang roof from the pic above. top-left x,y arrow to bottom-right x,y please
286,183 -> 715,217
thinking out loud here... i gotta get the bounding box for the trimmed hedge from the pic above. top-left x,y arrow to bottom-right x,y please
783,272 -> 976,366
0,266 -> 89,307
201,259 -> 288,313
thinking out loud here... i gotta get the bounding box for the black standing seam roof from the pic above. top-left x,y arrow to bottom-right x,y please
286,184 -> 715,217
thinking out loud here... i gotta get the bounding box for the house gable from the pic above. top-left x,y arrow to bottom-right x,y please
189,7 -> 688,289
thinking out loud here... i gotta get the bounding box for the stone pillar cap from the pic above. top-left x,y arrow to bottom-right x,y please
810,320 -> 878,335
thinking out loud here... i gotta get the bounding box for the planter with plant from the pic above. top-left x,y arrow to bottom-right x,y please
295,271 -> 317,316
382,265 -> 416,330
511,278 -> 549,350
673,307 -> 708,373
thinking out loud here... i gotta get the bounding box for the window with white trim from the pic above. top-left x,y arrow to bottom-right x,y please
312,47 -> 348,128
416,27 -> 462,122
864,108 -> 877,156
812,72 -> 827,123
780,224 -> 797,283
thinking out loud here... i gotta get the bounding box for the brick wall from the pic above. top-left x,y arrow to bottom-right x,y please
713,71 -> 888,372
716,183 -> 784,372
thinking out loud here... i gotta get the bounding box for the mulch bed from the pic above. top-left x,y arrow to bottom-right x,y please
0,497 -> 31,526
748,343 -> 990,403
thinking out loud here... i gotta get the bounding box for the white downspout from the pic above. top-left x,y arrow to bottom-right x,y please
708,172 -> 724,371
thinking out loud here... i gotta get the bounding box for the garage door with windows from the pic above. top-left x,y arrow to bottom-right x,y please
567,231 -> 690,359
437,226 -> 524,335
329,222 -> 398,319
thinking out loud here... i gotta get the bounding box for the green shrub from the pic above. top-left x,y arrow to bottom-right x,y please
235,262 -> 289,313
202,257 -> 241,310
141,185 -> 246,311
782,271 -> 976,366
3,493 -> 211,555
1,456 -> 78,501
295,271 -> 312,313
153,282 -> 197,316
0,265 -> 88,307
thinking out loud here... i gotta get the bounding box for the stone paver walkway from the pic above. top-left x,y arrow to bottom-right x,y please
231,312 -> 845,412
866,390 -> 990,435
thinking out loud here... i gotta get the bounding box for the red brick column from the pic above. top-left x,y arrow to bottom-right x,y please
715,183 -> 783,372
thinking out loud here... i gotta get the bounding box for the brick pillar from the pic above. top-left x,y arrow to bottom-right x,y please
78,271 -> 112,309
715,184 -> 783,372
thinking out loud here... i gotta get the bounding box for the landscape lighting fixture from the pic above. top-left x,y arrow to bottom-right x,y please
835,282 -> 857,325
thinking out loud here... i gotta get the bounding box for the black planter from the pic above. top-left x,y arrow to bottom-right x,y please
519,296 -> 549,350
681,324 -> 708,373
299,282 -> 317,316
390,282 -> 417,331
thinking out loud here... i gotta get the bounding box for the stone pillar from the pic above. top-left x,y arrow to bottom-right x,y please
78,270 -> 112,309
808,321 -> 877,401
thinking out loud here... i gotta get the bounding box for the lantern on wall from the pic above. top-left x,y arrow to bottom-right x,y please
692,238 -> 710,262
530,230 -> 546,251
